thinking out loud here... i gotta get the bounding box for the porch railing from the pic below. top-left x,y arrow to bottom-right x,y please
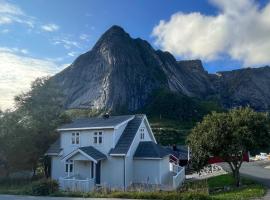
170,163 -> 185,189
59,177 -> 95,192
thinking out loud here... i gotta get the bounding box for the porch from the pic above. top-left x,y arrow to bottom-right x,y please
59,146 -> 106,192
169,163 -> 185,189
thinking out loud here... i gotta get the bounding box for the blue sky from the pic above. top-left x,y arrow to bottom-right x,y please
0,0 -> 270,109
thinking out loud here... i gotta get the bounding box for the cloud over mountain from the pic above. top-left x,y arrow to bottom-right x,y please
152,0 -> 270,67
0,48 -> 60,110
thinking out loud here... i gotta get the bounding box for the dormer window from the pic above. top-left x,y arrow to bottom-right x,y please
72,132 -> 80,145
140,128 -> 145,140
94,131 -> 103,144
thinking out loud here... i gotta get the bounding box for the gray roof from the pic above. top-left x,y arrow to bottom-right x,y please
58,115 -> 134,130
79,146 -> 107,161
110,114 -> 144,155
45,139 -> 61,155
134,141 -> 170,159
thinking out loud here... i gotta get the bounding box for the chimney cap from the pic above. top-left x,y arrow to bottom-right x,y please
103,112 -> 110,119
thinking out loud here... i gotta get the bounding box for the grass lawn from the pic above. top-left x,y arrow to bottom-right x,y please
0,174 -> 267,200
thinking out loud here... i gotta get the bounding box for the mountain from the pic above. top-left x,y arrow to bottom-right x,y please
53,25 -> 270,112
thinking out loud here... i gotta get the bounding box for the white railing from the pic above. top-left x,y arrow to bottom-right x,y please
169,163 -> 185,189
59,177 -> 95,192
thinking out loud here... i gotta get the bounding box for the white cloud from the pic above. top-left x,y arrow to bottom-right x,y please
79,34 -> 90,41
68,51 -> 77,57
41,23 -> 59,32
152,0 -> 270,67
0,0 -> 34,27
0,48 -> 61,110
53,37 -> 80,49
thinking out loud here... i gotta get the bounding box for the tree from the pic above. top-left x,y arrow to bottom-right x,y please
13,77 -> 69,175
187,107 -> 270,187
0,110 -> 30,176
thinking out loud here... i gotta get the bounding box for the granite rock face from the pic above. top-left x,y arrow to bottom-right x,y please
53,25 -> 270,111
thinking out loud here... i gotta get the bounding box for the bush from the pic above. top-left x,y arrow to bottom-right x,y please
31,179 -> 58,196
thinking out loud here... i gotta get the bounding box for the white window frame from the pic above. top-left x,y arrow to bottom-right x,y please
93,131 -> 103,145
71,132 -> 80,145
65,160 -> 73,176
140,128 -> 145,140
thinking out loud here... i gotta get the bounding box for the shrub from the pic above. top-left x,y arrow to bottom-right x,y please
31,179 -> 58,196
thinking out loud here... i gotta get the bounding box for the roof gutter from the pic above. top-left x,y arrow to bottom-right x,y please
57,126 -> 115,131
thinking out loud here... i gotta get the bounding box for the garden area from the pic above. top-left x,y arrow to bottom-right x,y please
0,174 -> 266,200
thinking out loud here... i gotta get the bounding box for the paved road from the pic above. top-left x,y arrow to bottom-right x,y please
220,161 -> 270,188
220,161 -> 270,200
0,196 -> 140,200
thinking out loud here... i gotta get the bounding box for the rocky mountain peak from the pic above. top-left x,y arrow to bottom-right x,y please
92,25 -> 132,52
53,25 -> 270,112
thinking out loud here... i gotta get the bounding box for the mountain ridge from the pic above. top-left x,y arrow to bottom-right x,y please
53,25 -> 270,112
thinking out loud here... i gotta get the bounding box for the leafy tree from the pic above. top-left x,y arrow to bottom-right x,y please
187,107 -> 270,187
11,77 -> 69,175
0,110 -> 30,176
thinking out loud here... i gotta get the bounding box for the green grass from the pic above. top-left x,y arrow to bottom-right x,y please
207,174 -> 266,200
0,175 -> 266,200
207,174 -> 257,189
211,185 -> 266,200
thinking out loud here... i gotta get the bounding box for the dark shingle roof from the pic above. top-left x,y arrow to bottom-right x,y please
110,115 -> 144,155
134,141 -> 170,159
79,146 -> 107,161
58,115 -> 134,130
45,139 -> 61,155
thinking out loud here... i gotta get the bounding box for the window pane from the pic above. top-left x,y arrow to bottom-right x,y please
91,162 -> 94,179
72,137 -> 75,144
72,133 -> 75,136
99,132 -> 102,135
65,164 -> 68,172
76,136 -> 79,144
76,132 -> 79,136
70,164 -> 73,172
99,137 -> 102,144
94,132 -> 97,135
94,137 -> 97,144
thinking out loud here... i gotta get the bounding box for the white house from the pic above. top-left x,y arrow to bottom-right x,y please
45,114 -> 185,192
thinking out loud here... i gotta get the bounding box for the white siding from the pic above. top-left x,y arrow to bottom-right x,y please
60,128 -> 114,156
74,161 -> 91,179
51,156 -> 65,180
100,156 -> 124,189
133,159 -> 161,184
159,156 -> 170,184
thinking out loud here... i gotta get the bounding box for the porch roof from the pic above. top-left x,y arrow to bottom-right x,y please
62,146 -> 107,163
79,146 -> 107,161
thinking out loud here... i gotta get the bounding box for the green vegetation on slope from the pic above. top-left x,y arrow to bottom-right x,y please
144,89 -> 223,145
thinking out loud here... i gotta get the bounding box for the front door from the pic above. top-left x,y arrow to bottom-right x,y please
95,161 -> 101,184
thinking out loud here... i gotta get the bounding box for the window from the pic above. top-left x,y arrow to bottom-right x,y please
140,128 -> 145,140
72,132 -> 80,144
65,160 -> 73,173
94,131 -> 103,144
